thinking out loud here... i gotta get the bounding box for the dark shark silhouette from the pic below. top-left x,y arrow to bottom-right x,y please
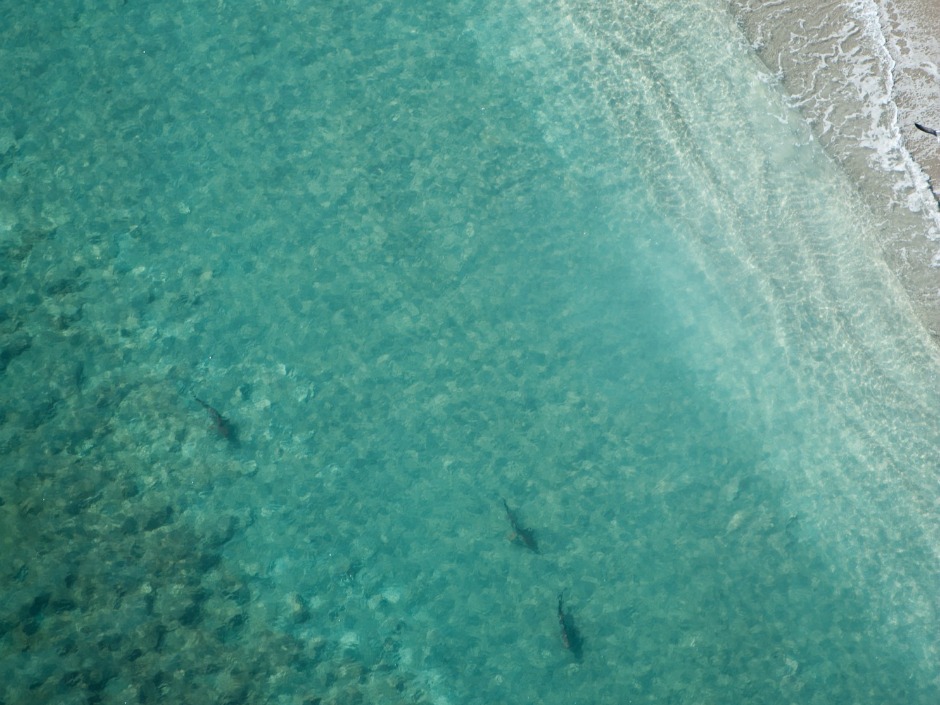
557,592 -> 584,660
501,499 -> 539,553
193,394 -> 239,446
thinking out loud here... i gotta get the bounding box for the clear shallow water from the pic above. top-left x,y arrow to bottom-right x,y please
2,1 -> 939,704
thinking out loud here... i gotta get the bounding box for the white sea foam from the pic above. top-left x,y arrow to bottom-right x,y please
845,0 -> 940,232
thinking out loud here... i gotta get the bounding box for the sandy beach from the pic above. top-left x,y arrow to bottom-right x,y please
868,0 -> 940,335
885,0 -> 940,203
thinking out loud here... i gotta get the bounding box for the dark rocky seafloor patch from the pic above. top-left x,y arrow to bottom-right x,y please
0,313 -> 432,705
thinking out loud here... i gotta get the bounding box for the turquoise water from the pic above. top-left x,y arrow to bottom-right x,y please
2,1 -> 940,703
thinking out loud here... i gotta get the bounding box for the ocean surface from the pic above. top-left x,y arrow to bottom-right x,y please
2,1 -> 939,704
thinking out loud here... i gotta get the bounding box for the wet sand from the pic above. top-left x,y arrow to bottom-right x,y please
877,0 -> 940,337
886,0 -> 940,204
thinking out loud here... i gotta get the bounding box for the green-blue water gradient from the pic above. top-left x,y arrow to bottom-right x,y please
2,1 -> 939,703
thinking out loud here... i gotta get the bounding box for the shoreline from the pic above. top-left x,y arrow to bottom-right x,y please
868,0 -> 940,339
725,0 -> 940,336
884,0 -> 940,207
